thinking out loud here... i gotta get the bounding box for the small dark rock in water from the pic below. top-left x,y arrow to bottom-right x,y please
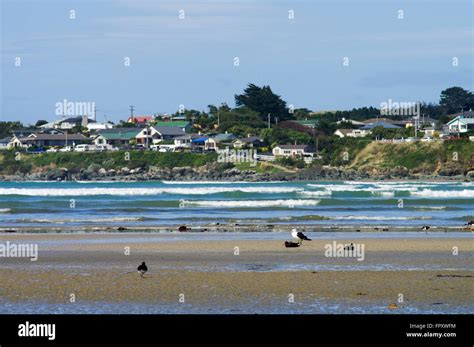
383,228 -> 389,231
356,292 -> 367,296
356,229 -> 361,232
284,241 -> 300,248
267,224 -> 275,228
3,229 -> 16,233
178,225 -> 189,232
467,220 -> 474,225
201,228 -> 208,232
422,225 -> 430,231
431,302 -> 444,305
117,227 -> 127,231
374,227 -> 379,231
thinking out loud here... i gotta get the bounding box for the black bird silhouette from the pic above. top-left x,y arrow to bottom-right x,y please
137,262 -> 148,278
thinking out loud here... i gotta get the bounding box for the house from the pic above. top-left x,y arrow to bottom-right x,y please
95,128 -> 141,147
204,133 -> 237,151
360,122 -> 401,130
127,115 -> 153,124
174,134 -> 202,148
336,118 -> 365,126
7,135 -> 30,148
233,136 -> 264,148
153,121 -> 191,132
362,117 -> 396,125
11,129 -> 36,138
39,116 -> 96,130
26,133 -> 89,147
333,129 -> 370,138
422,127 -> 436,137
86,122 -> 114,131
272,144 -> 314,158
293,119 -> 319,129
135,126 -> 185,145
0,137 -> 11,150
447,112 -> 474,134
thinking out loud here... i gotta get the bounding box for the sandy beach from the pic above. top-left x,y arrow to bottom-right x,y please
0,232 -> 472,314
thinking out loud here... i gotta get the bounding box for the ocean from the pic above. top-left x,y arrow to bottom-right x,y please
0,180 -> 472,230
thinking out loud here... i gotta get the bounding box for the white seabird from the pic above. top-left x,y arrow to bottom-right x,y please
291,228 -> 311,245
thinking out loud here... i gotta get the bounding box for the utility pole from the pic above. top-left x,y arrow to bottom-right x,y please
129,105 -> 135,123
217,110 -> 220,127
267,113 -> 271,129
275,117 -> 278,125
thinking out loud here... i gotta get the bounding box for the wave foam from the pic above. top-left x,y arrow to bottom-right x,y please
182,199 -> 321,207
0,186 -> 302,196
410,189 -> 474,198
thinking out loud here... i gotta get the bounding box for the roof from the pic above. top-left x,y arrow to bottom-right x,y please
361,122 -> 400,130
154,121 -> 190,128
174,134 -> 202,140
275,144 -> 310,150
212,133 -> 237,142
362,117 -> 395,124
294,120 -> 319,127
98,128 -> 140,140
61,116 -> 96,124
192,137 -> 209,143
27,133 -> 89,141
152,126 -> 185,136
12,129 -> 36,136
336,118 -> 365,125
0,137 -> 11,143
129,116 -> 153,123
447,114 -> 474,125
447,111 -> 474,119
237,136 -> 263,143
335,129 -> 353,135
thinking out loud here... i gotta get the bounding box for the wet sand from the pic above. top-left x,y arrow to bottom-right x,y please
0,233 -> 473,313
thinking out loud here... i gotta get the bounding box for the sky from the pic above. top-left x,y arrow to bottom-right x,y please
0,0 -> 473,125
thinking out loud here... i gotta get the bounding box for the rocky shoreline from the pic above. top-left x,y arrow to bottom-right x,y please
1,164 -> 472,182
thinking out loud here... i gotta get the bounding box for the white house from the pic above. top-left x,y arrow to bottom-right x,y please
40,116 -> 96,130
333,129 -> 370,138
136,126 -> 185,145
7,135 -> 30,149
447,113 -> 474,134
336,118 -> 365,126
272,144 -> 313,157
86,122 -> 114,131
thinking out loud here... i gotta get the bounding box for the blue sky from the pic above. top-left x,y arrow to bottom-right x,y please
1,0 -> 472,124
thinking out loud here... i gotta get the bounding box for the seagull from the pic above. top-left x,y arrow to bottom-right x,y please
291,228 -> 311,245
137,261 -> 148,278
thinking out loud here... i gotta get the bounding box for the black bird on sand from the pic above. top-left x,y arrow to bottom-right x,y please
137,262 -> 148,277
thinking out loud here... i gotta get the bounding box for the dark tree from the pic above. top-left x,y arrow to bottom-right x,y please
440,87 -> 474,114
235,83 -> 290,121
